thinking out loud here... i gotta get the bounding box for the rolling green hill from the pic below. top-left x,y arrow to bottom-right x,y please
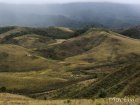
37,28 -> 140,62
77,62 -> 140,98
0,44 -> 57,72
33,62 -> 140,99
0,27 -> 139,100
0,26 -> 75,48
32,28 -> 140,99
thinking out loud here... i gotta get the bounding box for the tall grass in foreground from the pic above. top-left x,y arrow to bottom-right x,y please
0,93 -> 139,105
0,98 -> 139,105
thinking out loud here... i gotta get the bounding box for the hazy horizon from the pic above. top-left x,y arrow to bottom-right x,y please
0,0 -> 140,28
0,0 -> 140,4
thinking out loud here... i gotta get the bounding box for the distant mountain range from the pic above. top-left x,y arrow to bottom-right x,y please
0,2 -> 140,28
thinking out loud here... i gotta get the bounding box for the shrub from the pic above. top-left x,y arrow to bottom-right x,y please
66,99 -> 71,103
0,86 -> 6,92
44,96 -> 47,100
98,88 -> 107,98
0,27 -> 15,34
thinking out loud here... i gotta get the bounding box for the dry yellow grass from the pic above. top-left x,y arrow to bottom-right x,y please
48,39 -> 66,46
0,93 -> 139,105
0,28 -> 139,103
65,31 -> 140,64
54,27 -> 74,33
0,44 -> 57,72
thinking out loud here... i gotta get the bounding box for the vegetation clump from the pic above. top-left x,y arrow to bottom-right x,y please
0,86 -> 6,92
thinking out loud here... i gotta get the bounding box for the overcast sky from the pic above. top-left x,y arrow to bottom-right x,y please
0,0 -> 140,4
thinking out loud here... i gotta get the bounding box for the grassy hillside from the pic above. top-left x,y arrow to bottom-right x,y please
0,26 -> 74,39
0,44 -> 57,72
0,26 -> 75,49
11,34 -> 55,49
0,27 -> 139,99
37,28 -> 140,61
77,62 -> 140,98
29,62 -> 140,99
29,28 -> 140,99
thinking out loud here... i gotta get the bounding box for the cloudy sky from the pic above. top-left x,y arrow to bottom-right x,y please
0,0 -> 139,4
